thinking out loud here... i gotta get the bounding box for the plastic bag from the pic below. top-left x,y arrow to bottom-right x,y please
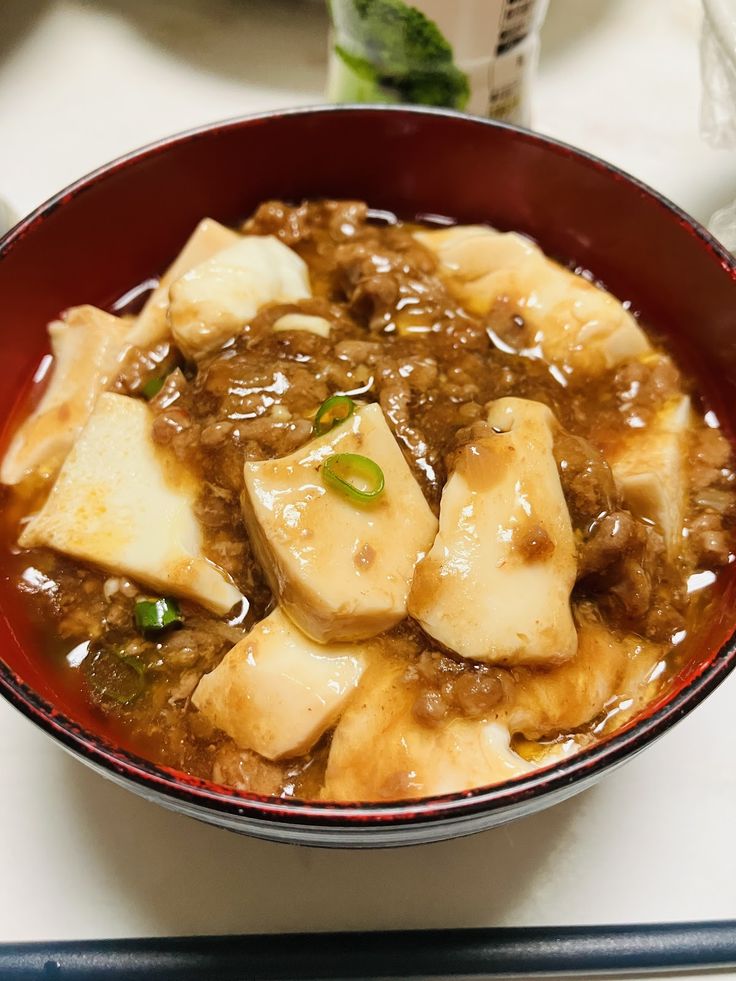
701,0 -> 736,249
701,0 -> 736,147
708,197 -> 736,252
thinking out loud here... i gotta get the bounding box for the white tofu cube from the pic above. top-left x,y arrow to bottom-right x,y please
193,607 -> 366,760
272,313 -> 331,337
323,656 -> 532,801
242,403 -> 438,643
409,397 -> 578,667
610,394 -> 691,556
19,393 -> 241,615
169,235 -> 311,358
416,225 -> 649,374
506,608 -> 663,739
127,218 -> 241,349
1,306 -> 131,485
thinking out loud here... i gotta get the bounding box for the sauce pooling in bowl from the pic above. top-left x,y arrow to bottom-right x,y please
2,200 -> 734,801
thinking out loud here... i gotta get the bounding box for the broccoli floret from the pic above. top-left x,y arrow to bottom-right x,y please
330,0 -> 470,110
332,45 -> 400,103
332,45 -> 401,103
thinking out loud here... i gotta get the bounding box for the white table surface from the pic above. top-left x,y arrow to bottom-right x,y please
1,0 -> 735,974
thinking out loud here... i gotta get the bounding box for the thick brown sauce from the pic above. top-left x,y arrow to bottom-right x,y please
2,200 -> 734,799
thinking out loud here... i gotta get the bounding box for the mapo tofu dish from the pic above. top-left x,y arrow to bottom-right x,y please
2,200 -> 734,802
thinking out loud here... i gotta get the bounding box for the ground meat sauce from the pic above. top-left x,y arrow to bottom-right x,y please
3,200 -> 735,799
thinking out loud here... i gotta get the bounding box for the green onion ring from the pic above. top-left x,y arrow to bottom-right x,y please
322,453 -> 385,504
312,395 -> 355,437
106,654 -> 146,706
85,649 -> 146,706
134,597 -> 183,632
141,376 -> 165,400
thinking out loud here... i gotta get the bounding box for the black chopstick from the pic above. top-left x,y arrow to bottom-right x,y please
1,922 -> 735,979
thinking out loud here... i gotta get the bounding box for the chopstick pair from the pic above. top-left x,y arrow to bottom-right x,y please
1,921 -> 735,978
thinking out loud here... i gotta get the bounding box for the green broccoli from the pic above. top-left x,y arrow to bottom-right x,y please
329,0 -> 470,110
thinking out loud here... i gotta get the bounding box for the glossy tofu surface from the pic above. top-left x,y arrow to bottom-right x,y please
19,393 -> 241,614
193,607 -> 366,760
169,235 -> 310,358
610,395 -> 691,557
409,397 -> 578,666
324,654 -> 532,802
127,218 -> 241,349
416,225 -> 649,374
242,403 -> 438,643
1,306 -> 130,485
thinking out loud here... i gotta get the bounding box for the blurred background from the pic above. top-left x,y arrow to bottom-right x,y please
0,0 -> 735,230
1,1 -> 735,967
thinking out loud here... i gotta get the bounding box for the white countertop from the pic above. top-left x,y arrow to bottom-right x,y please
1,0 -> 735,974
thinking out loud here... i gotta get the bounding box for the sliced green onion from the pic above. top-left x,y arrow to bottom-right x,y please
313,395 -> 355,437
85,649 -> 146,706
141,376 -> 165,400
322,453 -> 385,504
134,597 -> 183,632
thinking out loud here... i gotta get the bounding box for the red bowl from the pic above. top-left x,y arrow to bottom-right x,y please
1,106 -> 735,847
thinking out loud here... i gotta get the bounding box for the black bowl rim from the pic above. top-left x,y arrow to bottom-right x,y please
1,103 -> 735,832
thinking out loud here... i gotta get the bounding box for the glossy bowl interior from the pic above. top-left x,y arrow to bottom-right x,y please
1,106 -> 735,847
